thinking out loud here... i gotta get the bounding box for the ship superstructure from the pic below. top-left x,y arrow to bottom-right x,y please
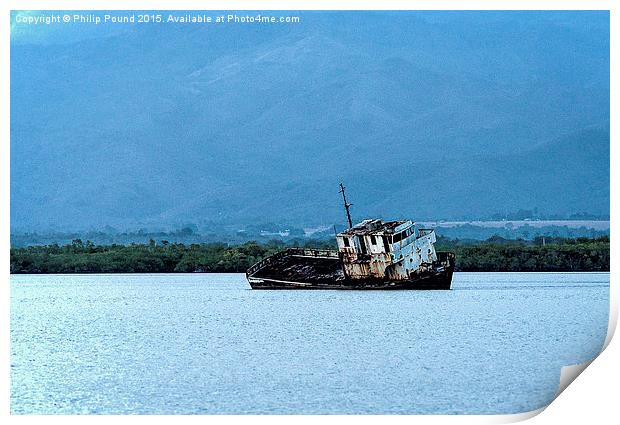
337,219 -> 442,281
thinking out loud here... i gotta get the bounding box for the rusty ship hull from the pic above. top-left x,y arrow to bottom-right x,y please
246,248 -> 455,290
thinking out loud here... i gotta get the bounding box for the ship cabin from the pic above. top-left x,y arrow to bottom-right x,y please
336,219 -> 438,280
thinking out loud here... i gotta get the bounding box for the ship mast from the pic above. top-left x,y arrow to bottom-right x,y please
339,183 -> 353,229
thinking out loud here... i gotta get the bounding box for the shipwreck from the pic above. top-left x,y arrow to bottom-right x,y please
246,184 -> 455,289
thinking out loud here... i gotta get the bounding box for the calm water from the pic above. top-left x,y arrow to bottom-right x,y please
11,272 -> 609,414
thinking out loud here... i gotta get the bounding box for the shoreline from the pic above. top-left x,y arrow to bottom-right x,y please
10,270 -> 611,275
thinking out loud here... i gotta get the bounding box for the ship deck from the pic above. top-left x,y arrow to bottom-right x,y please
250,249 -> 345,284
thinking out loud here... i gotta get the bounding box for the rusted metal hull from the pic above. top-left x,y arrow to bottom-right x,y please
247,272 -> 453,290
246,248 -> 454,290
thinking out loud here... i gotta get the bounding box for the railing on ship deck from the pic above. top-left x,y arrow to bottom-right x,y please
246,248 -> 339,276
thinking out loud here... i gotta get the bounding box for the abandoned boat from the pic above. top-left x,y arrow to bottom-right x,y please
245,185 -> 455,290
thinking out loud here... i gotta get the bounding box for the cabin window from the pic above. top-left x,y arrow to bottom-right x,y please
370,235 -> 376,245
359,236 -> 368,254
343,237 -> 350,247
382,236 -> 391,252
394,231 -> 407,243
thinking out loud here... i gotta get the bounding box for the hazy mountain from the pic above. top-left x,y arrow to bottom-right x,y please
10,11 -> 609,231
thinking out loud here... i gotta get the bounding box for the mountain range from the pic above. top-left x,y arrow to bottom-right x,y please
10,11 -> 609,231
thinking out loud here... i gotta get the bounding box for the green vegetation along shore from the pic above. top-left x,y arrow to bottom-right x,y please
10,236 -> 609,274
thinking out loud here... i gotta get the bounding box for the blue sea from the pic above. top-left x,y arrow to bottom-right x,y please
10,272 -> 609,414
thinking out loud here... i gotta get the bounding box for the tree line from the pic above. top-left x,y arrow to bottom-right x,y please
10,236 -> 609,274
436,236 -> 609,272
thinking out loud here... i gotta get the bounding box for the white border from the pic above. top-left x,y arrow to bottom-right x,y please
2,1 -> 617,424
